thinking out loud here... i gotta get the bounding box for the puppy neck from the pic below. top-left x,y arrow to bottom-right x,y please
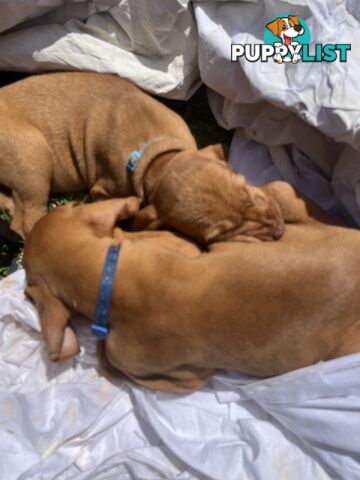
143,151 -> 177,202
128,137 -> 196,201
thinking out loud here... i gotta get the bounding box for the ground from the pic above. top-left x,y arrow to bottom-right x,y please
0,72 -> 233,277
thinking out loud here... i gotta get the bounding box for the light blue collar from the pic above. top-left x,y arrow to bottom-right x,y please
127,149 -> 143,173
127,137 -> 163,174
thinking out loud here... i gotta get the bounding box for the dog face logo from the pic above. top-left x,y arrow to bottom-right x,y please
231,15 -> 351,64
265,15 -> 307,64
266,15 -> 304,47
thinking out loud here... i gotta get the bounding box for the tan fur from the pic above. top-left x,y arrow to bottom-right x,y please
24,184 -> 360,392
139,149 -> 285,243
0,72 -> 284,243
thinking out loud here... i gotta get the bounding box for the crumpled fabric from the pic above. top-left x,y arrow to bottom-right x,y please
194,0 -> 360,225
0,0 -> 200,99
228,130 -> 350,223
1,270 -> 360,479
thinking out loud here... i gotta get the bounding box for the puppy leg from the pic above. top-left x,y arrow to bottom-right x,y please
261,181 -> 334,225
0,188 -> 15,217
9,191 -> 24,236
11,180 -> 50,238
326,321 -> 360,360
0,127 -> 53,237
125,367 -> 214,393
99,342 -> 214,393
90,178 -> 115,201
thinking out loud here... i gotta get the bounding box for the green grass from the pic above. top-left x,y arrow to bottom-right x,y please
0,209 -> 15,277
0,81 -> 233,278
0,193 -> 88,277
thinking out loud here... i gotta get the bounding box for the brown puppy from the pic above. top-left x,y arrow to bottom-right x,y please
0,72 -> 283,243
24,184 -> 360,392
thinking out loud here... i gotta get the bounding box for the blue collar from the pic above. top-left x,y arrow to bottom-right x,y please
127,137 -> 164,173
91,244 -> 121,339
127,149 -> 142,173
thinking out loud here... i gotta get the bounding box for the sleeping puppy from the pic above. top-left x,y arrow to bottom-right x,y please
133,150 -> 284,243
0,71 -> 283,243
24,185 -> 360,392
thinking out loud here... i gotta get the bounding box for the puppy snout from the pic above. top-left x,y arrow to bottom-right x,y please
272,220 -> 285,240
294,25 -> 303,33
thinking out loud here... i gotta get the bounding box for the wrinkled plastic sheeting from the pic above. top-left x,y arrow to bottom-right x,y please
194,0 -> 360,225
1,271 -> 360,479
0,0 -> 200,99
228,130 -> 351,224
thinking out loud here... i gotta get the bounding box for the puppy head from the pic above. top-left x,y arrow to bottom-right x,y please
266,16 -> 304,44
24,197 -> 140,362
202,177 -> 285,244
66,196 -> 140,237
25,196 -> 139,264
155,148 -> 284,244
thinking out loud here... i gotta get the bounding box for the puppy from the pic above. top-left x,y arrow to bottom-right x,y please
133,150 -> 284,243
24,185 -> 360,392
266,15 -> 304,64
0,72 -> 284,243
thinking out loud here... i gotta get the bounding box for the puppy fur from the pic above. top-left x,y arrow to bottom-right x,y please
24,183 -> 360,392
0,72 -> 284,243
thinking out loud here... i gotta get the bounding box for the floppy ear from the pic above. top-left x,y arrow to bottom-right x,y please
266,18 -> 281,36
289,15 -> 300,26
84,197 -> 140,236
125,204 -> 163,232
200,144 -> 226,163
26,284 -> 79,361
203,219 -> 236,244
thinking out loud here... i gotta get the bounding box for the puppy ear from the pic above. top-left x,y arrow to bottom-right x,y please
200,144 -> 226,162
84,197 -> 140,236
26,284 -> 79,361
289,15 -> 300,25
266,18 -> 281,36
203,220 -> 235,244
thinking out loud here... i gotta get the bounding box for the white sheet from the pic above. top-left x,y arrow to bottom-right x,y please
1,271 -> 360,479
194,0 -> 360,225
0,1 -> 200,100
228,130 -> 349,223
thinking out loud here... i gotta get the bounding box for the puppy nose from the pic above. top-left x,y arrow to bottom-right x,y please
272,221 -> 285,240
294,25 -> 302,32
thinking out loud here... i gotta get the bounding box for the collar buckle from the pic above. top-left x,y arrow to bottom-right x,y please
91,324 -> 109,339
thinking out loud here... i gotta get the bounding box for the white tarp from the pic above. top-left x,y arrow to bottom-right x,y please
1,270 -> 360,479
0,1 -> 200,99
194,0 -> 360,225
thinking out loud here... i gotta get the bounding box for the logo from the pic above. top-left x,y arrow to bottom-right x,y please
231,14 -> 351,64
